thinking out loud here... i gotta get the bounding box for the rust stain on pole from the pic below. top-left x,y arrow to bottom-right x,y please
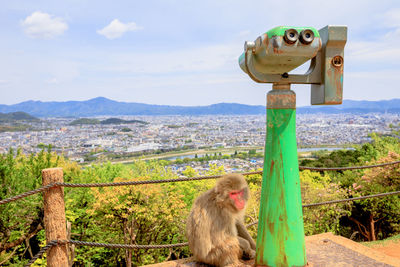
42,167 -> 68,267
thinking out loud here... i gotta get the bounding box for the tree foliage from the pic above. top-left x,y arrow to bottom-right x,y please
342,151 -> 400,241
86,177 -> 187,265
300,170 -> 350,235
0,146 -> 78,265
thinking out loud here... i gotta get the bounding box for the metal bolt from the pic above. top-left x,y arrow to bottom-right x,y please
332,56 -> 343,67
244,41 -> 256,53
282,72 -> 289,78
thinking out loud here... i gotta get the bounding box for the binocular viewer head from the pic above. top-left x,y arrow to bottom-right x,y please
239,27 -> 321,74
239,25 -> 347,105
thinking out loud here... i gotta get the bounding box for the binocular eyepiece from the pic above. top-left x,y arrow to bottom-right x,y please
299,29 -> 314,44
284,28 -> 315,45
283,29 -> 298,44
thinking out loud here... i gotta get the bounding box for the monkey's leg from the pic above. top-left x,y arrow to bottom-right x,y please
236,221 -> 256,250
205,239 -> 241,266
238,237 -> 255,260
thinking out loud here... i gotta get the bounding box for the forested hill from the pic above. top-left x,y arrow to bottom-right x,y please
0,111 -> 39,122
69,117 -> 148,125
0,97 -> 399,117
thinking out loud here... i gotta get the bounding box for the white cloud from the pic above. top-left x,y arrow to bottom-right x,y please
97,19 -> 143,39
45,77 -> 59,84
346,35 -> 400,65
381,8 -> 400,27
21,11 -> 68,39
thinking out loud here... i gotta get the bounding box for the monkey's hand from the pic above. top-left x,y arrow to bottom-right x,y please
236,220 -> 256,250
238,237 -> 256,260
242,249 -> 256,260
225,263 -> 252,267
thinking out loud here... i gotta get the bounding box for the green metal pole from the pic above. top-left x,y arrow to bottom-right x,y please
256,83 -> 306,267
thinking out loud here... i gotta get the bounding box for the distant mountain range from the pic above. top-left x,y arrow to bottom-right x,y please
0,97 -> 266,117
0,97 -> 399,117
298,99 -> 400,114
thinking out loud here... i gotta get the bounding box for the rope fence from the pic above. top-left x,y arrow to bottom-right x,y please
0,171 -> 262,205
0,183 -> 56,205
302,190 -> 400,208
26,240 -> 58,267
245,190 -> 400,228
25,240 -> 189,267
299,160 -> 400,171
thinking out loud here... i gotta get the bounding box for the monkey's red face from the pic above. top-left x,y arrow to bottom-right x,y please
229,189 -> 246,210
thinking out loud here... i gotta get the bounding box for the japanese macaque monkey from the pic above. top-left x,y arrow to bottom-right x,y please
186,174 -> 256,266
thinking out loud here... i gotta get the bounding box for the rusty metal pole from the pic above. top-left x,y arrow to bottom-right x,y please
255,83 -> 306,266
42,168 -> 68,267
239,25 -> 347,267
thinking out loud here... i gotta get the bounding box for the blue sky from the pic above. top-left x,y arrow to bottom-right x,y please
1,0 -> 400,107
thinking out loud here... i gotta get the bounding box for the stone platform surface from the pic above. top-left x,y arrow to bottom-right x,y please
145,233 -> 400,267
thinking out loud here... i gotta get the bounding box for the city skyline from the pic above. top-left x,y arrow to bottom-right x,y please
2,113 -> 396,159
1,1 -> 400,107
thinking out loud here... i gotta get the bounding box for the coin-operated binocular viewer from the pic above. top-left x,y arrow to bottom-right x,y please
239,25 -> 347,266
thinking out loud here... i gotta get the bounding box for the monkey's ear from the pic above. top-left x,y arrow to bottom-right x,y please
215,182 -> 227,194
215,183 -> 221,194
214,185 -> 225,203
244,187 -> 250,201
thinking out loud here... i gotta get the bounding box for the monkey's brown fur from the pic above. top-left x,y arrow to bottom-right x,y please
186,174 -> 256,266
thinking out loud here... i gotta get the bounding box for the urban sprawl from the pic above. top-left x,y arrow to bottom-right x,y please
1,113 -> 399,175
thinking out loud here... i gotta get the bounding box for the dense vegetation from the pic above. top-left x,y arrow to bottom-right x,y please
0,112 -> 39,122
0,133 -> 399,266
69,118 -> 147,126
0,112 -> 39,132
100,118 -> 147,125
69,118 -> 100,125
0,124 -> 30,133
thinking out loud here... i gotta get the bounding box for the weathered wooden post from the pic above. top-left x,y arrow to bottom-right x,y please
239,26 -> 347,266
42,167 -> 68,266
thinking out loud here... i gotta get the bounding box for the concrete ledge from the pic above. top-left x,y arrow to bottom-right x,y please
145,233 -> 399,267
305,233 -> 399,267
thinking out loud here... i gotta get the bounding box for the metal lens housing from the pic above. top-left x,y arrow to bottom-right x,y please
299,29 -> 314,45
284,29 -> 299,44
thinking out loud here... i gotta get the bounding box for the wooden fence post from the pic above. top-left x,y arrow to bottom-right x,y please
42,168 -> 68,266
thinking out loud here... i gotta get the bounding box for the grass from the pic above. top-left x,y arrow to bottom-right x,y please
362,234 -> 400,247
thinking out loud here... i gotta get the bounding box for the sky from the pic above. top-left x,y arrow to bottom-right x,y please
1,0 -> 400,107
